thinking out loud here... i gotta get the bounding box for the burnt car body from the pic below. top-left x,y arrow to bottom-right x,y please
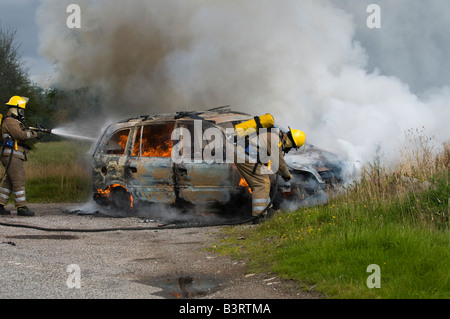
92,107 -> 343,214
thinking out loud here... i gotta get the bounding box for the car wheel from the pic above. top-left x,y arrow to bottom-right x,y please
109,187 -> 133,212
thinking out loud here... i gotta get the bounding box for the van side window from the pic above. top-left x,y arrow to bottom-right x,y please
134,123 -> 174,158
176,120 -> 224,160
105,129 -> 130,155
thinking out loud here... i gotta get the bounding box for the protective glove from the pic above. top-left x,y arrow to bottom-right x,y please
35,130 -> 44,139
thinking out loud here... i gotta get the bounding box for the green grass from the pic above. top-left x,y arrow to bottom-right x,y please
212,140 -> 449,299
23,141 -> 92,203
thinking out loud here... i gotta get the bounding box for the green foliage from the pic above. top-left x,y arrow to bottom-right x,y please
0,27 -> 30,104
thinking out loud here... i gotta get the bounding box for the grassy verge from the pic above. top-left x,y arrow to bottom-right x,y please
23,141 -> 92,203
212,138 -> 449,298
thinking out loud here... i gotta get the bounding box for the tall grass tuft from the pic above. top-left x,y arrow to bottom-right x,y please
351,131 -> 449,229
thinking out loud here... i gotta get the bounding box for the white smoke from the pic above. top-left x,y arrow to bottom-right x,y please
36,0 -> 450,171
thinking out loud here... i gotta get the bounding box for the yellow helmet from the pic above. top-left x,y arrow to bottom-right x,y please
288,127 -> 306,149
6,96 -> 29,109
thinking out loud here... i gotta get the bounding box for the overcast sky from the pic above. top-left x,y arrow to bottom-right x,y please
0,0 -> 53,84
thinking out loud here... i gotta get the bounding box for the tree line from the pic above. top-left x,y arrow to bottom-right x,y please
0,25 -> 92,143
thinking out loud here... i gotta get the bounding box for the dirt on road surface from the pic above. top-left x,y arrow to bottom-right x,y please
0,203 -> 320,300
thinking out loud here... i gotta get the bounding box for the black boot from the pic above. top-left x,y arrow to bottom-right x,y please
0,205 -> 11,216
17,206 -> 35,217
252,206 -> 275,225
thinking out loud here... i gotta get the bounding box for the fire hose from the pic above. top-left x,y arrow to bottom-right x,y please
0,178 -> 280,233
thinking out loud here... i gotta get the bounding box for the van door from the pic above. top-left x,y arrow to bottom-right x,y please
125,122 -> 176,204
173,119 -> 237,204
93,127 -> 132,190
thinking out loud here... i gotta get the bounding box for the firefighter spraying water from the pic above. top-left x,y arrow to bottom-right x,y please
0,96 -> 47,216
0,96 -> 97,217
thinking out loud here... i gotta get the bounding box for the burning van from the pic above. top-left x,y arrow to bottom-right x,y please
92,107 -> 343,213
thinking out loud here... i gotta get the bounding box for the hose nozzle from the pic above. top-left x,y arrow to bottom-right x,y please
28,125 -> 53,134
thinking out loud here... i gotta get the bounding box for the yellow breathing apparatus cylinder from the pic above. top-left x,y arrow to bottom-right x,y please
234,113 -> 275,138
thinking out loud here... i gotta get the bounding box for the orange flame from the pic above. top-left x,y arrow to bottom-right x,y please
118,134 -> 128,150
239,178 -> 252,194
133,134 -> 173,158
140,139 -> 173,157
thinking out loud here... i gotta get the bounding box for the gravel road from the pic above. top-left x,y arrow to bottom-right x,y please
0,203 -> 319,300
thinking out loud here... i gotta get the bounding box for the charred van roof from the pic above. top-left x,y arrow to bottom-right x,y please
117,107 -> 253,125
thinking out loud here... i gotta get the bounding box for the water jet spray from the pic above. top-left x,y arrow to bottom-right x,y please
51,128 -> 97,142
26,125 -> 97,142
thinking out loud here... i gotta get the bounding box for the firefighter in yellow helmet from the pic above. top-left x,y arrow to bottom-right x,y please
284,127 -> 306,152
235,121 -> 306,223
0,96 -> 42,216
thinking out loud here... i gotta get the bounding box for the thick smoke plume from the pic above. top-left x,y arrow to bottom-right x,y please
36,0 -> 450,172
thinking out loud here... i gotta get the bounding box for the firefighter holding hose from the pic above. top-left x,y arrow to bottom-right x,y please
234,114 -> 306,223
0,96 -> 43,217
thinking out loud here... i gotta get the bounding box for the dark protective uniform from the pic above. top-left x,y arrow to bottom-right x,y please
0,111 -> 39,208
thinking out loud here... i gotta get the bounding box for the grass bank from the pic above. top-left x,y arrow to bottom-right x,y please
24,141 -> 92,203
212,138 -> 449,298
